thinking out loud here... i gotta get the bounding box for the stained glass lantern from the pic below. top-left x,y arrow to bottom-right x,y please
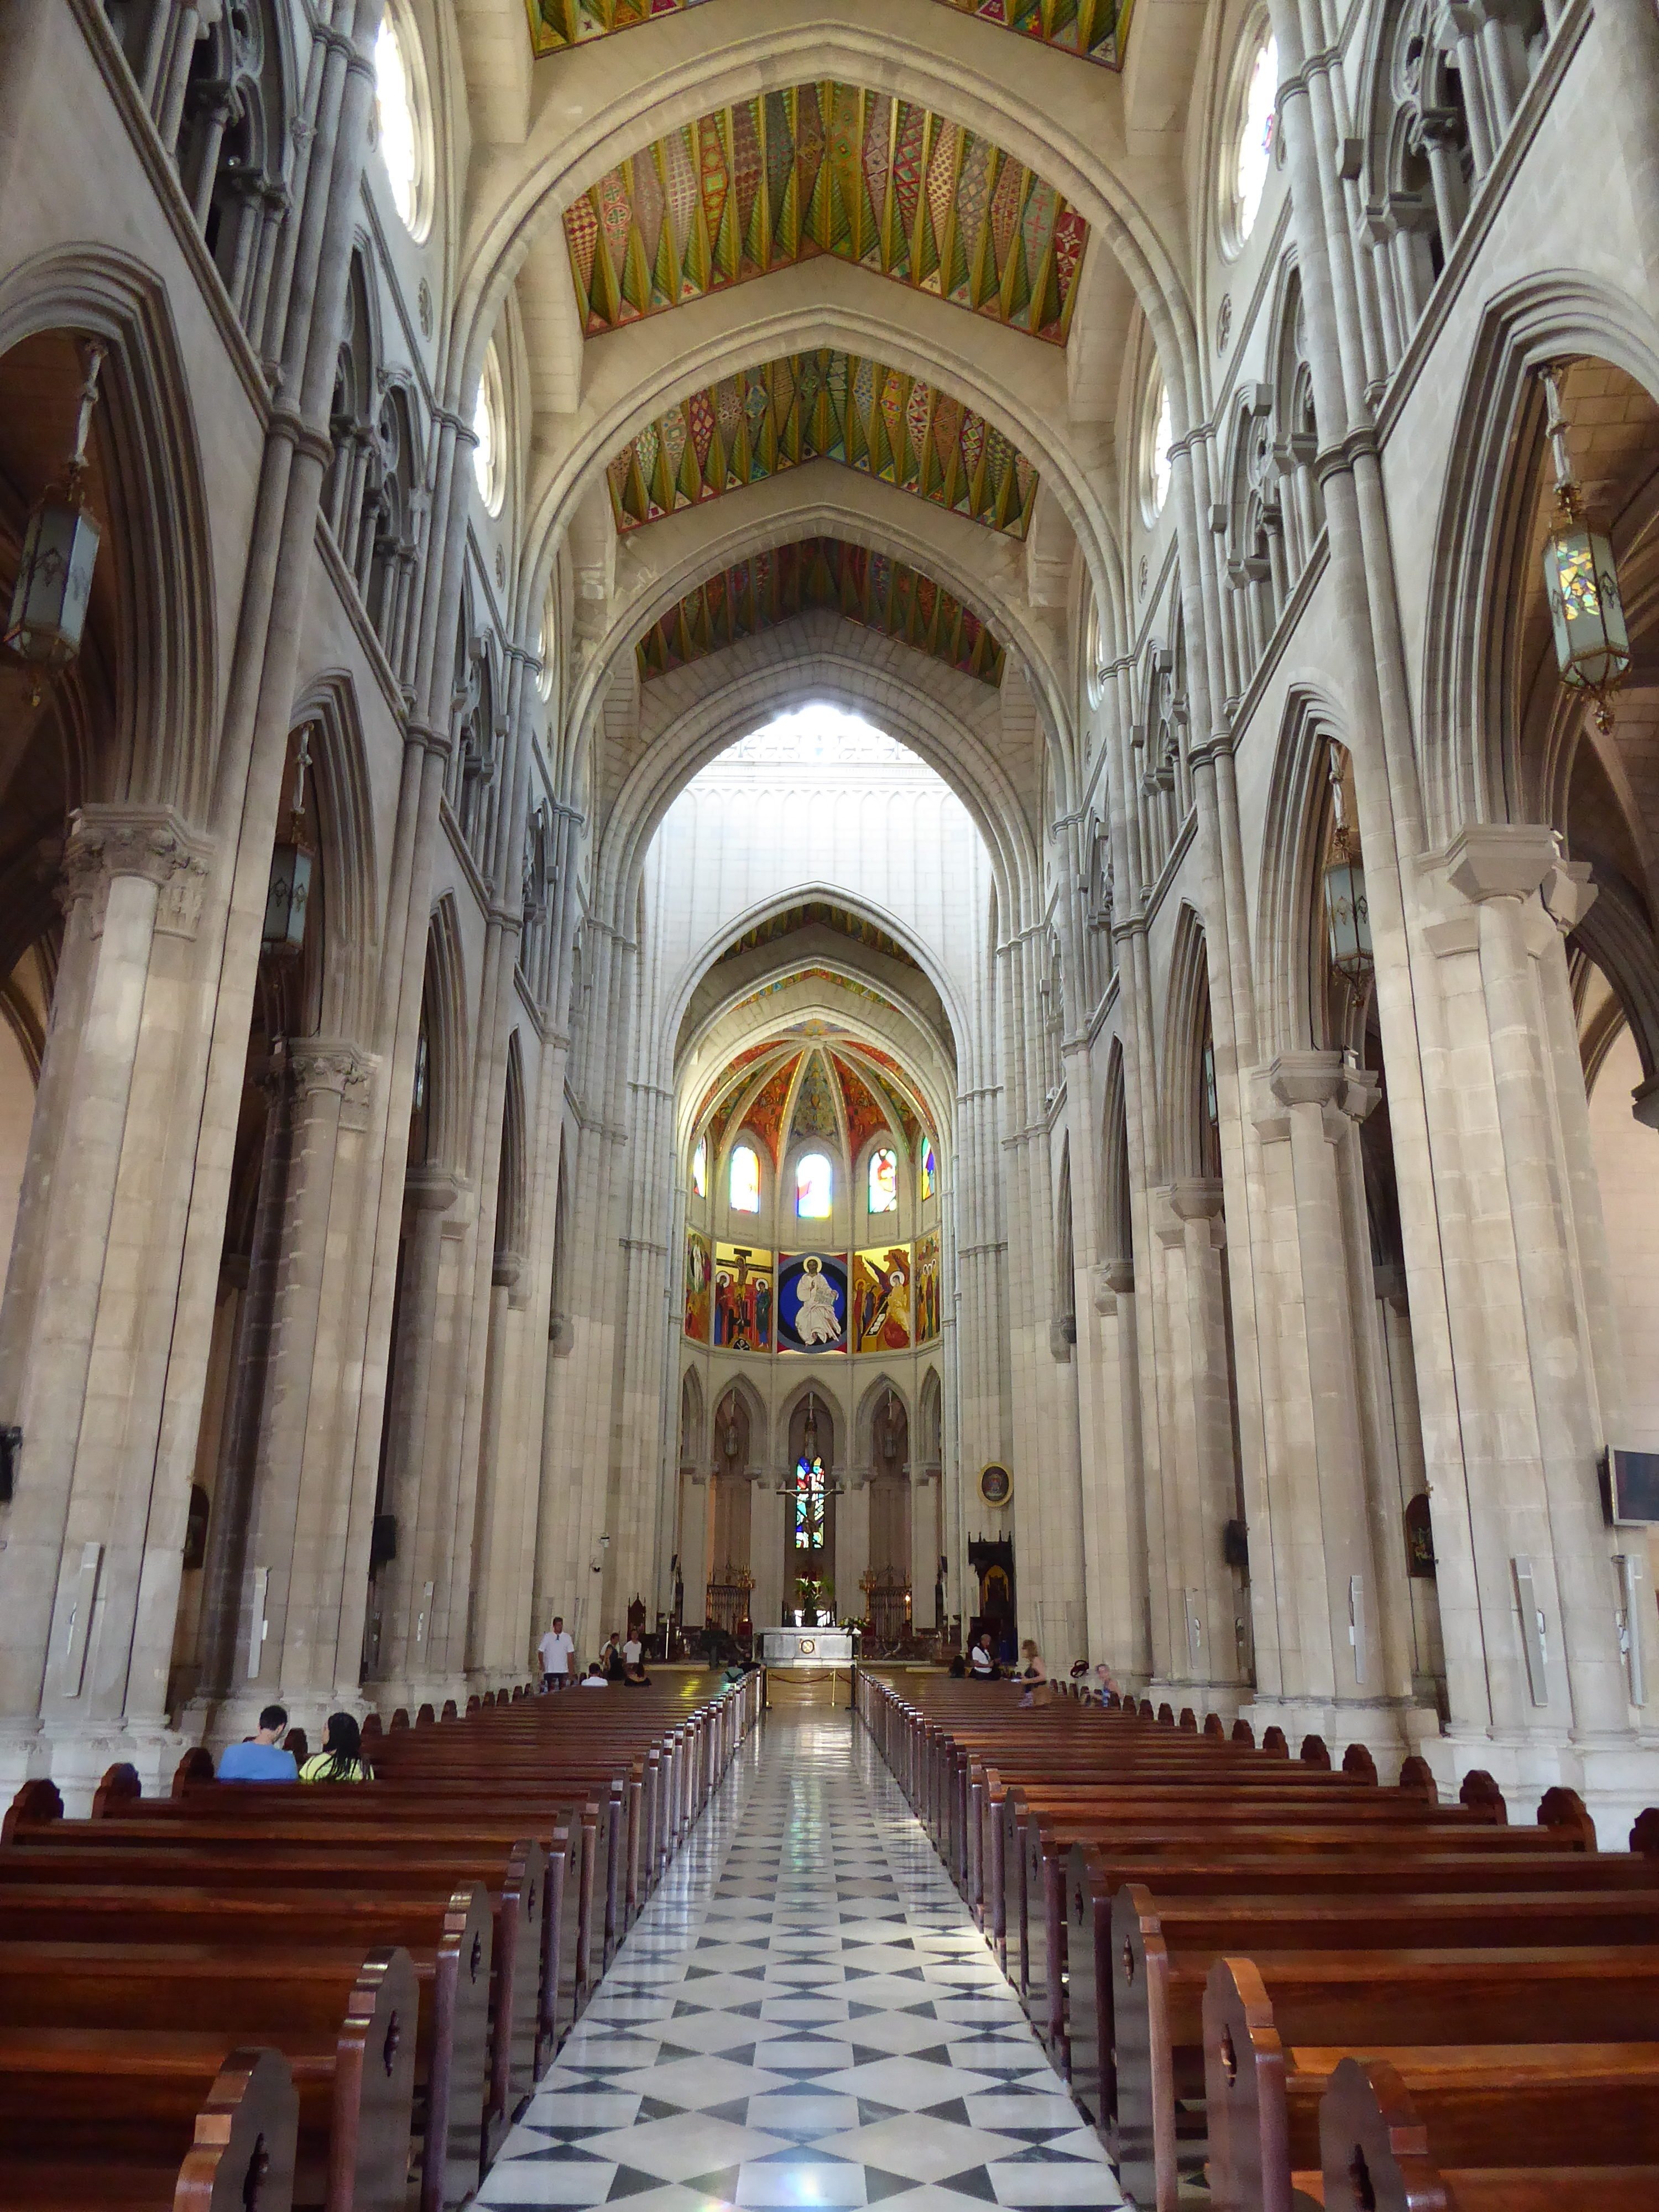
1539,363 -> 1630,735
4,495 -> 101,670
4,342 -> 106,681
1322,841 -> 1371,983
1542,517 -> 1629,733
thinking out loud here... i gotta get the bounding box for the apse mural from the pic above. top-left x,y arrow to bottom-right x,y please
915,1231 -> 942,1344
527,0 -> 1130,70
637,538 -> 1005,686
713,1243 -> 773,1350
606,352 -> 1039,538
777,1252 -> 851,1352
853,1244 -> 913,1352
740,1053 -> 800,1166
562,84 -> 1088,343
684,1228 -> 711,1341
836,1053 -> 891,1166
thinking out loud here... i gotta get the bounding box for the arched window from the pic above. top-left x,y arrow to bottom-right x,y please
920,1139 -> 938,1202
373,3 -> 430,241
1227,26 -> 1279,250
795,1152 -> 833,1218
691,1136 -> 707,1200
794,1453 -> 826,1553
1141,374 -> 1173,522
729,1143 -> 760,1213
473,342 -> 505,515
868,1147 -> 898,1213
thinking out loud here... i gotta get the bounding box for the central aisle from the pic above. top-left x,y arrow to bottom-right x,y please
479,1702 -> 1121,2212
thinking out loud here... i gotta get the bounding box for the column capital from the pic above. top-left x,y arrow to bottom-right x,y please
62,804 -> 213,940
1443,821 -> 1559,904
405,1167 -> 461,1214
1168,1176 -> 1226,1222
288,1037 -> 372,1099
1268,1051 -> 1380,1124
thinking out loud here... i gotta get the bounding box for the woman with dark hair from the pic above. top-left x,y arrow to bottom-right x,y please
299,1711 -> 374,1783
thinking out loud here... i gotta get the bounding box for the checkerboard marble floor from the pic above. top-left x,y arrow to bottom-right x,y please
479,1703 -> 1123,2212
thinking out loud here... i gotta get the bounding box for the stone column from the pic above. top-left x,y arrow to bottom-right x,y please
750,1477 -> 785,1634
679,1470 -> 710,1630
0,806 -> 210,1801
837,1476 -> 869,1630
1160,1180 -> 1245,1700
1444,828 -> 1628,1741
910,1467 -> 938,1633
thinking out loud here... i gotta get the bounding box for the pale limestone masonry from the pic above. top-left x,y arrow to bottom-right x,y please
0,0 -> 1656,1838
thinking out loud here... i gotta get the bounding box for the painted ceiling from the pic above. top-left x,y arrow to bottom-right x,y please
717,902 -> 921,972
562,82 -> 1087,342
726,966 -> 911,1029
637,536 -> 1005,685
606,352 -> 1038,539
695,1035 -> 938,1160
526,1 -> 1129,67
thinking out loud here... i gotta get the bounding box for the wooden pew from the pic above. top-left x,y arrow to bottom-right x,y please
1316,2052 -> 1659,2212
1204,1949 -> 1659,2212
0,1948 -> 414,2212
0,2040 -> 298,2212
0,1880 -> 491,2212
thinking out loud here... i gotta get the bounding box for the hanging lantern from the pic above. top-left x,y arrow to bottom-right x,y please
4,342 -> 106,682
1322,833 -> 1372,983
1539,364 -> 1630,735
263,726 -> 315,956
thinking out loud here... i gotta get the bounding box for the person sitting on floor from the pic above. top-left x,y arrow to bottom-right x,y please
217,1703 -> 299,1782
580,1660 -> 609,1688
299,1710 -> 374,1783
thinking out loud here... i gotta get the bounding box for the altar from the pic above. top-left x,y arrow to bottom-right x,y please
761,1625 -> 855,1667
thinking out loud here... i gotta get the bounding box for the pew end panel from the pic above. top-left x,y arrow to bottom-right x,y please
1203,1958 -> 1291,2212
1112,1883 -> 1181,2211
175,2045 -> 300,2212
1317,2056 -> 1447,2212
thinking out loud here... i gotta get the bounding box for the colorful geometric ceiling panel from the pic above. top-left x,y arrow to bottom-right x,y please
562,83 -> 1087,343
717,902 -> 921,972
525,0 -> 1130,69
638,537 -> 1005,686
606,352 -> 1038,539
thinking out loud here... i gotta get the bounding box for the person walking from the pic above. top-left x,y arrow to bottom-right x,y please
539,1615 -> 575,1691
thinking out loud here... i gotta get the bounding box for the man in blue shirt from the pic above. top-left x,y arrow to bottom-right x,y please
217,1704 -> 299,1782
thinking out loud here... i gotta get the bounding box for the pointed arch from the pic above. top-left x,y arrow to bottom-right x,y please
1162,902 -> 1218,1182
421,896 -> 469,1176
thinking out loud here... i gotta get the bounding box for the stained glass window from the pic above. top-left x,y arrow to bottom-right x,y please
691,1136 -> 707,1199
373,12 -> 422,235
1148,383 -> 1172,518
729,1142 -> 760,1213
1234,34 -> 1278,244
474,343 -> 505,514
794,1454 -> 826,1552
868,1147 -> 898,1213
921,1139 -> 937,1202
795,1151 -> 833,1218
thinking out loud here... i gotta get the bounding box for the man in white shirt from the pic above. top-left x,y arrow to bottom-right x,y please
580,1662 -> 609,1688
622,1634 -> 642,1672
969,1632 -> 996,1679
538,1616 -> 575,1691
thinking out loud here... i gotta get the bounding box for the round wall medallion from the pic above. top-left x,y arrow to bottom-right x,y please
979,1463 -> 1012,1507
800,1637 -> 816,1655
1216,294 -> 1233,354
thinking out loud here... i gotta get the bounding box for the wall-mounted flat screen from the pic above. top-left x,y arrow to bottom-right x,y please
1603,1449 -> 1659,1526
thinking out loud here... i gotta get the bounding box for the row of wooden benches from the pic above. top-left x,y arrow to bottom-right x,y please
0,1670 -> 764,2212
857,1668 -> 1659,2212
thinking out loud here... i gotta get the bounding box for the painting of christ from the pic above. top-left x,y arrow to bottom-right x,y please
713,1243 -> 774,1351
777,1252 -> 850,1352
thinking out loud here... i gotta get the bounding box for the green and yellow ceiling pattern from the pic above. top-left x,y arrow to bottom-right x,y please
637,536 -> 1005,685
527,0 -> 1129,68
606,351 -> 1038,538
562,82 -> 1087,342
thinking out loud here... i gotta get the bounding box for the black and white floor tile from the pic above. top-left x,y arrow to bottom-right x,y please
478,1703 -> 1123,2212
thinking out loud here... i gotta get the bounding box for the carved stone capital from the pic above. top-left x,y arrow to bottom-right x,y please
1541,858 -> 1597,934
289,1039 -> 371,1100
1444,821 -> 1558,905
493,1249 -> 524,1293
1268,1049 -> 1346,1110
406,1168 -> 460,1215
63,805 -> 212,941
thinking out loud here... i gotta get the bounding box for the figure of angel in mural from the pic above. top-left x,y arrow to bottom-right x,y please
795,1254 -> 843,1345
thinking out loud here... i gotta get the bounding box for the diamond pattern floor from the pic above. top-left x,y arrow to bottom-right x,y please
479,1703 -> 1123,2212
